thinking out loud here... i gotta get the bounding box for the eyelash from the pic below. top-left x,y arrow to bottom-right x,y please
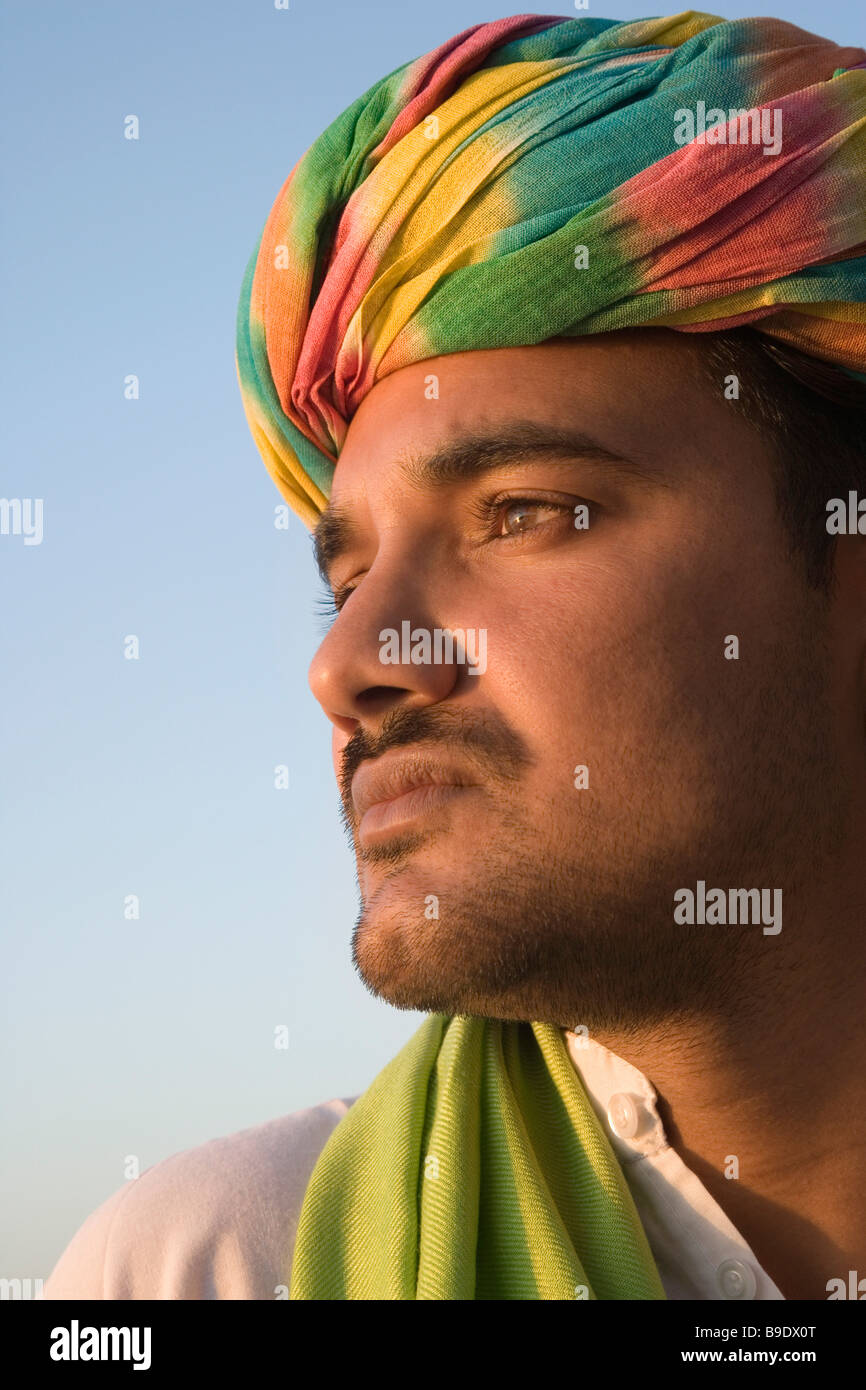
314,582 -> 357,623
314,493 -> 583,622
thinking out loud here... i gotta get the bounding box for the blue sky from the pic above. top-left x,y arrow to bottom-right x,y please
2,0 -> 862,1279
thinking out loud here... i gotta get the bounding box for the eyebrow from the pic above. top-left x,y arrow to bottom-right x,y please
312,419 -> 658,588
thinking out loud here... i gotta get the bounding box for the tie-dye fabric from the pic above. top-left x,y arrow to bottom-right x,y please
235,10 -> 866,528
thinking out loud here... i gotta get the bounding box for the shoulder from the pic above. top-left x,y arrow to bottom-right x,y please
42,1096 -> 356,1300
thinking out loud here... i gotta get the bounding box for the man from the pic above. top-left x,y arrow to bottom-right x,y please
44,10 -> 865,1300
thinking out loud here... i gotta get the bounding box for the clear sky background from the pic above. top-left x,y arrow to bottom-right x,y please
2,0 -> 862,1281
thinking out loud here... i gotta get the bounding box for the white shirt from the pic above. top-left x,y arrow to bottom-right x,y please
42,1030 -> 784,1300
561,1030 -> 783,1300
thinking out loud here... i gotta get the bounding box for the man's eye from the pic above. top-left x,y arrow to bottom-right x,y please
497,499 -> 571,537
472,495 -> 579,539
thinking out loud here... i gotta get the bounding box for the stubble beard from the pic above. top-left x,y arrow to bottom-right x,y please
351,627 -> 849,1034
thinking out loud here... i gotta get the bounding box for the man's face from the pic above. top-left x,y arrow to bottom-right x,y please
308,330 -> 851,1031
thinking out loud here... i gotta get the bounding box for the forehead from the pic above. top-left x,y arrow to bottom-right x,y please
326,332 -> 714,506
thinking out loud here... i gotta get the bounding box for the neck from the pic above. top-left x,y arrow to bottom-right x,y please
588,881 -> 866,1301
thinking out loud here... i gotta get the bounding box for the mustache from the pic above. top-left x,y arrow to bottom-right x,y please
336,704 -> 531,830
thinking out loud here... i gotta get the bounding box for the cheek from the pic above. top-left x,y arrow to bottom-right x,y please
483,559 -> 722,762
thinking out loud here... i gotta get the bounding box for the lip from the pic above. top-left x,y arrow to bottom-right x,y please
357,783 -> 476,843
351,748 -> 479,840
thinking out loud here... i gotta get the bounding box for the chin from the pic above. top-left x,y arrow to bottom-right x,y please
350,907 -> 563,1024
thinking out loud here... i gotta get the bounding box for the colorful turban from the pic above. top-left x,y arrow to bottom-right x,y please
235,9 -> 866,529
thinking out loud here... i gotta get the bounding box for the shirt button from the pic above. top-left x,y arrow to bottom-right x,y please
607,1092 -> 640,1139
716,1259 -> 757,1300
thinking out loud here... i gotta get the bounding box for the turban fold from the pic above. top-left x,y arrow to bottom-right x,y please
235,9 -> 866,529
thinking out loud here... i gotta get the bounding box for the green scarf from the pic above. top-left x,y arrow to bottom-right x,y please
289,1014 -> 666,1300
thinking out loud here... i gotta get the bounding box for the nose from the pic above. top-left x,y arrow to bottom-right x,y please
308,559 -> 462,737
